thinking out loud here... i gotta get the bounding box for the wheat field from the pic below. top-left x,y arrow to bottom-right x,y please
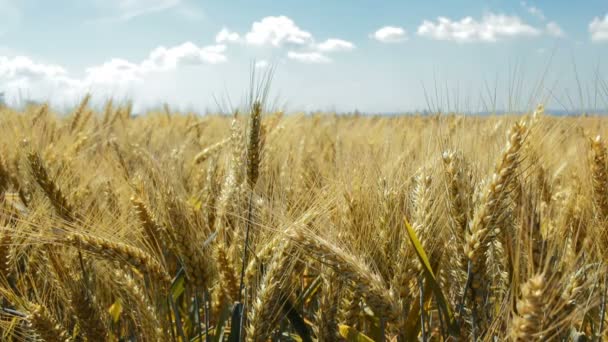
0,97 -> 607,341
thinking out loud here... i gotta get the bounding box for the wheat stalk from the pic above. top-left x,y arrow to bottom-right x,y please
63,232 -> 171,286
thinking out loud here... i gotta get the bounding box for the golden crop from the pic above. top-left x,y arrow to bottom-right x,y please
0,99 -> 607,341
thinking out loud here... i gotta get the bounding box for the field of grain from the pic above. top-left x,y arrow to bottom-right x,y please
0,97 -> 607,341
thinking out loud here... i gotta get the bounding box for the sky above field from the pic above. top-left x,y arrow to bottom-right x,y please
1,0 -> 608,113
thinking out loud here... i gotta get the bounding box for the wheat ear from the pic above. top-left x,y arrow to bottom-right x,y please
131,196 -> 164,257
69,93 -> 91,133
63,232 -> 170,286
590,135 -> 608,220
114,269 -> 165,340
464,120 -> 526,332
0,152 -> 10,194
287,228 -> 400,322
69,285 -> 110,340
246,241 -> 296,341
0,227 -> 12,277
27,152 -> 77,222
246,101 -> 263,187
193,138 -> 230,164
510,274 -> 545,341
26,303 -> 72,342
165,190 -> 211,289
46,250 -> 109,341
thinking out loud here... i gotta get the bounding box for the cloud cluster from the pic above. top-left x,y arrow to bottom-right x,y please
316,39 -> 355,52
417,13 -> 541,43
244,16 -> 355,63
216,28 -> 240,43
83,42 -> 226,86
1,13 -> 359,108
373,6 -> 564,44
0,56 -> 67,81
245,16 -> 313,46
219,16 -> 355,64
590,15 -> 608,42
0,41 -> 227,106
0,5 -> 590,110
0,56 -> 78,104
142,42 -> 226,71
371,26 -> 408,43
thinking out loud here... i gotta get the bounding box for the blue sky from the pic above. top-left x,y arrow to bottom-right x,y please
1,0 -> 608,113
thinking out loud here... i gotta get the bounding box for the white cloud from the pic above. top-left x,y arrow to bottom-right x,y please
226,16 -> 353,64
0,41 -> 227,105
240,16 -> 354,63
371,26 -> 407,43
216,28 -> 240,43
316,39 -> 355,52
590,15 -> 608,42
0,56 -> 67,81
140,42 -> 227,72
545,21 -> 564,37
417,13 -> 541,43
83,59 -> 141,86
0,56 -> 80,104
245,16 -> 313,46
287,51 -> 331,64
520,1 -> 546,21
